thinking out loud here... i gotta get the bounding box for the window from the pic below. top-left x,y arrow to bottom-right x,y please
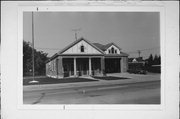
109,50 -> 110,53
51,62 -> 53,71
54,61 -> 56,71
53,61 -> 55,71
115,50 -> 117,54
48,63 -> 51,71
111,47 -> 114,54
81,45 -> 84,52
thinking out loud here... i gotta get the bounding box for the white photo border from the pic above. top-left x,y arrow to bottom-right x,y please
17,4 -> 165,110
2,1 -> 179,119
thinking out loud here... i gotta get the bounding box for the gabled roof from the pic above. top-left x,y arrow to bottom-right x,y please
58,38 -> 105,55
93,42 -> 122,51
128,57 -> 144,62
46,38 -> 128,63
93,43 -> 106,51
104,42 -> 122,51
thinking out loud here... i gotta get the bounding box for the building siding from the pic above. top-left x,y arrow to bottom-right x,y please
57,56 -> 63,78
121,57 -> 128,72
63,40 -> 102,54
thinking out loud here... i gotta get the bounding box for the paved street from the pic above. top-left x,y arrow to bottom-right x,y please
23,80 -> 160,104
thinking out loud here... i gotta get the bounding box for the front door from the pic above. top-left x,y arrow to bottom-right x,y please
105,58 -> 121,73
77,58 -> 89,76
63,58 -> 74,77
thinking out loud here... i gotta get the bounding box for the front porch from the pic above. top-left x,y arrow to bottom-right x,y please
46,55 -> 128,79
58,56 -> 105,78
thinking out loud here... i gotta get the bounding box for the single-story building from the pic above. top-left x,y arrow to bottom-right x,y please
46,38 -> 128,78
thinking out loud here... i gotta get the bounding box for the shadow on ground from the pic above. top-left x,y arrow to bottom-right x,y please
93,76 -> 130,80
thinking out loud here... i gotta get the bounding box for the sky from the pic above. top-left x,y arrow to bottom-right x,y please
23,12 -> 160,59
0,44 -> 1,74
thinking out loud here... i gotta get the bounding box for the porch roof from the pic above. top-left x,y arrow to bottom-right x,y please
59,54 -> 104,56
105,52 -> 129,57
46,53 -> 128,63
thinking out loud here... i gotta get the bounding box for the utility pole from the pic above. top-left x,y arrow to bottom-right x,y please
72,28 -> 81,40
138,50 -> 141,58
29,12 -> 39,83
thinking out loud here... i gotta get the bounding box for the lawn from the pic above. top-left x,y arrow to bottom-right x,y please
93,76 -> 130,80
23,77 -> 98,86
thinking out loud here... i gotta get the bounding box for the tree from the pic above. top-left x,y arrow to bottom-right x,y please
145,54 -> 161,73
157,55 -> 161,65
147,54 -> 153,67
23,41 -> 32,75
153,54 -> 159,65
23,40 -> 48,76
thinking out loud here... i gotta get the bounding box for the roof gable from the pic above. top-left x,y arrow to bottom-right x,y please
59,38 -> 104,55
104,42 -> 122,51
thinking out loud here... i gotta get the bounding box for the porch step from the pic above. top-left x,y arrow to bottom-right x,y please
79,75 -> 95,80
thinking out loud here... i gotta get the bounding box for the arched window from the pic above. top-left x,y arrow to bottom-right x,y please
111,47 -> 114,54
109,49 -> 111,54
80,45 -> 84,52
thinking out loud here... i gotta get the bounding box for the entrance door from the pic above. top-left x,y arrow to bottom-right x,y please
63,58 -> 74,77
105,58 -> 120,73
92,58 -> 101,75
77,58 -> 89,76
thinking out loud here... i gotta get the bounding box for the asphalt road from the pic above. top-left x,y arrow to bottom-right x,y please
23,81 -> 160,104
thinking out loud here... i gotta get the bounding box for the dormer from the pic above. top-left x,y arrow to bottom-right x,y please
105,44 -> 121,54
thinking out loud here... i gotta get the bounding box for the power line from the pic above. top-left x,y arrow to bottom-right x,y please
140,47 -> 160,51
35,46 -> 160,54
127,47 -> 160,54
138,50 -> 141,57
35,47 -> 61,51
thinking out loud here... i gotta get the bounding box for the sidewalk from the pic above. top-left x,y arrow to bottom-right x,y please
23,76 -> 46,79
23,73 -> 160,92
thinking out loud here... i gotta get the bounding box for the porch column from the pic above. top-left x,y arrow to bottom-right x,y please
58,56 -> 63,78
101,57 -> 105,76
89,58 -> 92,75
74,58 -> 77,76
